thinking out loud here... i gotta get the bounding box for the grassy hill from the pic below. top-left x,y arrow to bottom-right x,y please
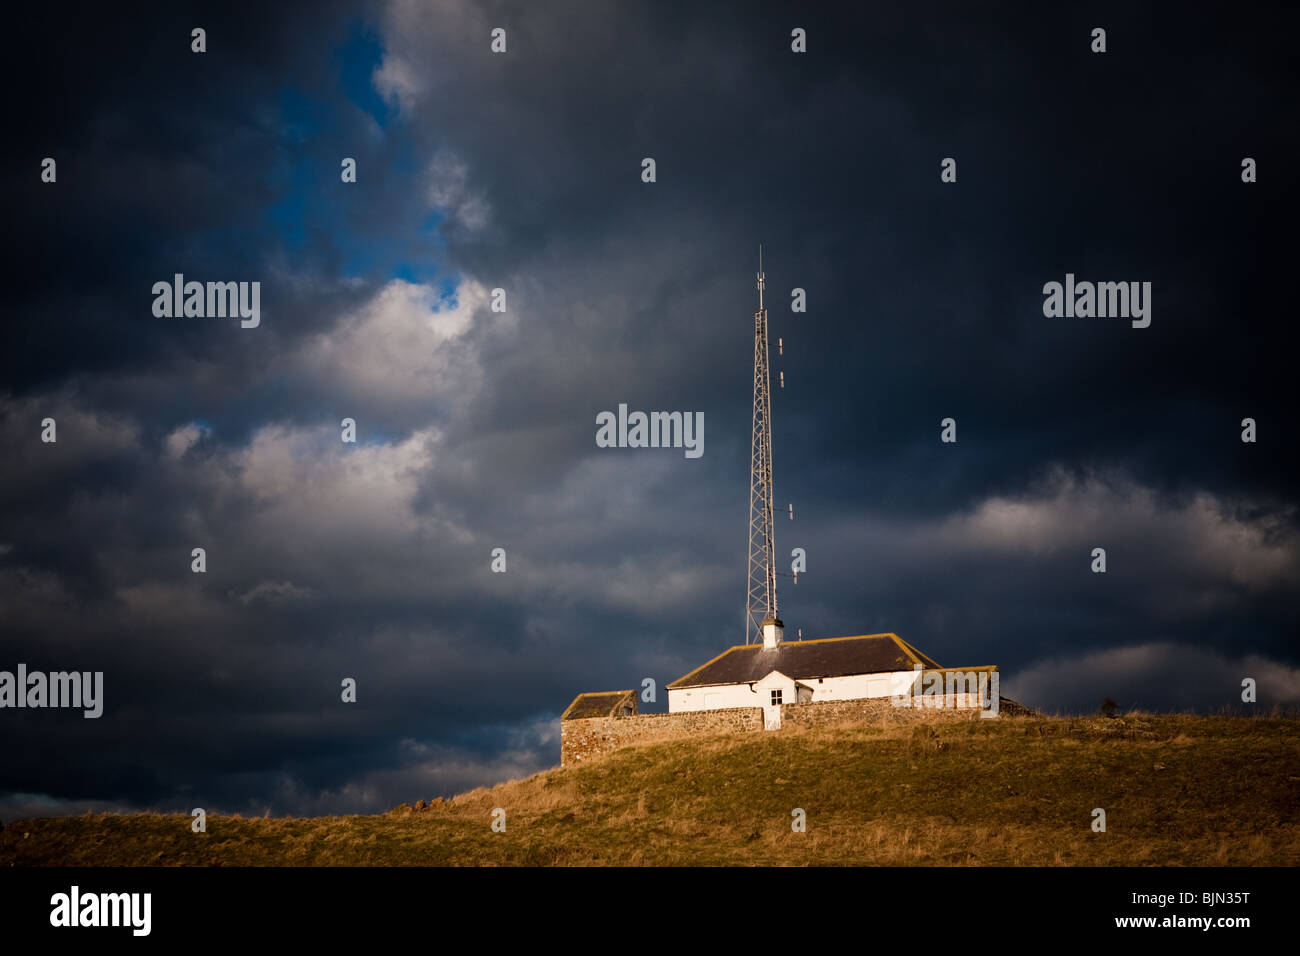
3,713 -> 1298,866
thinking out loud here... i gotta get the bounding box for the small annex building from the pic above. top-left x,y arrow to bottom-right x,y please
560,689 -> 638,720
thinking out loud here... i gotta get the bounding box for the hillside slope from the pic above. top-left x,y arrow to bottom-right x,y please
3,713 -> 1297,866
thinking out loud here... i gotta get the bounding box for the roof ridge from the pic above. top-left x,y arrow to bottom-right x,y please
781,632 -> 899,646
669,633 -> 934,689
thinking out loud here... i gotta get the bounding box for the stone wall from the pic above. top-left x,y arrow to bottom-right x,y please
561,695 -> 1033,766
560,707 -> 764,766
780,694 -> 994,728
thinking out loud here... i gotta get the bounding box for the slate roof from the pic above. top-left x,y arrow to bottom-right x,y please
667,633 -> 943,689
561,689 -> 637,720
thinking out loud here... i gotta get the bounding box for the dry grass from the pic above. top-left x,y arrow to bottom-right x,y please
3,713 -> 1297,866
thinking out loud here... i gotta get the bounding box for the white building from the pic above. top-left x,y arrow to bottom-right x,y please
667,618 -> 988,729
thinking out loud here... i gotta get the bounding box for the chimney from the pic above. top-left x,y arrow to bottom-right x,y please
762,616 -> 784,650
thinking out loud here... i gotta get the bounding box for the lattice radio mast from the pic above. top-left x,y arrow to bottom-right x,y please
746,247 -> 780,644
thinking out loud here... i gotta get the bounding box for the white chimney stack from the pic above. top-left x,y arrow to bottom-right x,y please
762,616 -> 784,650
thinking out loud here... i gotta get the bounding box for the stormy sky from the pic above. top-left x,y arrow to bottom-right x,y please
2,1 -> 1297,818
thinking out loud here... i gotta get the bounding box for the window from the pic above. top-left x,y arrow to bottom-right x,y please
770,689 -> 783,706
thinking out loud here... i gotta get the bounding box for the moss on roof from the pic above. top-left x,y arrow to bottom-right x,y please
561,690 -> 637,720
667,633 -> 947,689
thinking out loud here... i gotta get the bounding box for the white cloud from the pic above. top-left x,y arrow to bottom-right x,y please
372,0 -> 485,113
916,467 -> 1299,593
1006,641 -> 1300,712
231,422 -> 438,539
165,422 -> 205,459
425,149 -> 490,230
290,277 -> 492,412
372,51 -> 424,113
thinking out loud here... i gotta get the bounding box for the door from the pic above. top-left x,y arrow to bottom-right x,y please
765,687 -> 783,729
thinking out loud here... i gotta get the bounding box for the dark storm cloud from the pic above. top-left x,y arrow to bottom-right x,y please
373,0 -> 1300,506
2,1 -> 1298,818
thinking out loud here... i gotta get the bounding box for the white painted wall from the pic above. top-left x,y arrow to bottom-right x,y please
796,670 -> 919,701
668,668 -> 921,725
